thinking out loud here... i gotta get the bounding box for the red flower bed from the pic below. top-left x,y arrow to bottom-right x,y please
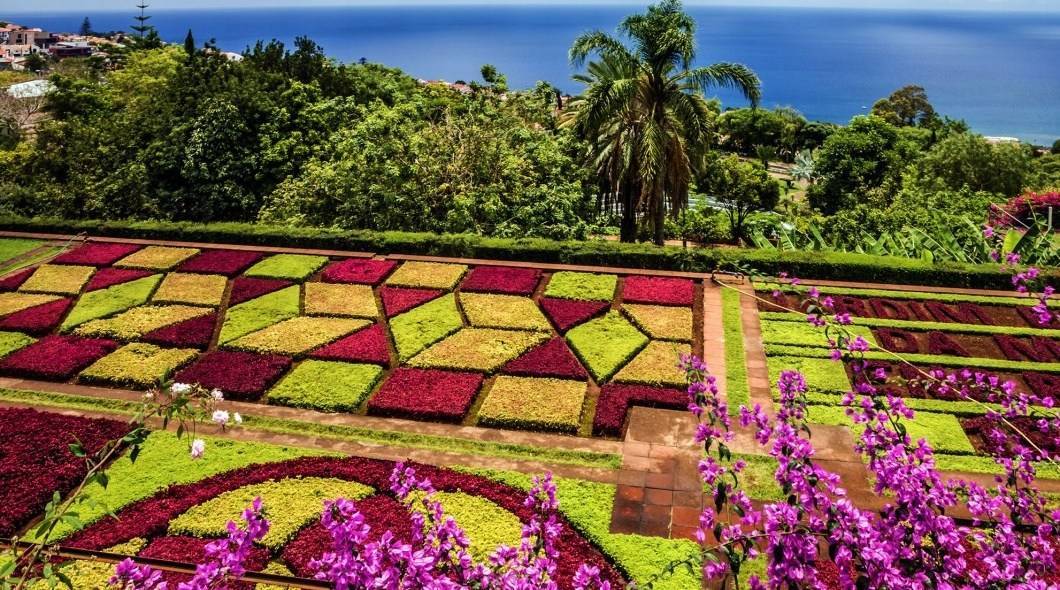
1023,372 -> 1060,400
502,337 -> 587,380
178,250 -> 265,277
321,259 -> 397,285
1016,305 -> 1060,329
621,276 -> 694,306
539,298 -> 609,332
310,323 -> 390,365
924,301 -> 994,326
228,277 -> 293,306
0,298 -> 72,334
0,408 -> 128,537
65,456 -> 623,589
593,384 -> 686,437
926,331 -> 970,357
84,268 -> 154,292
367,368 -> 483,422
52,242 -> 142,266
873,329 -> 921,354
855,361 -> 1001,403
989,191 -> 1060,227
994,334 -> 1060,363
141,313 -> 218,349
867,298 -> 912,321
172,351 -> 291,400
0,268 -> 35,291
962,415 -> 1060,460
139,536 -> 269,589
379,286 -> 443,317
459,266 -> 542,296
0,335 -> 118,380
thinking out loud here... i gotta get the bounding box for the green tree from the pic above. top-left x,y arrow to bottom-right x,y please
910,132 -> 1031,197
22,53 -> 48,74
183,29 -> 196,56
1052,139 -> 1060,155
699,153 -> 780,241
566,0 -> 760,244
479,64 -> 508,92
872,85 -> 937,128
791,149 -> 816,184
79,17 -> 92,36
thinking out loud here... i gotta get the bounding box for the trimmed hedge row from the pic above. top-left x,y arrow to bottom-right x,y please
0,215 -> 1045,289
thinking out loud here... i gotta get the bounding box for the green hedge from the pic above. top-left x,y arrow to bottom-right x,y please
0,215 -> 1049,288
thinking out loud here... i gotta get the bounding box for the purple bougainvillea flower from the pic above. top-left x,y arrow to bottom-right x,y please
310,323 -> 390,365
141,312 -> 218,349
53,242 -> 142,266
178,250 -> 265,277
0,268 -> 35,291
139,536 -> 269,589
84,268 -> 154,292
321,259 -> 398,285
172,351 -> 291,400
621,276 -> 695,306
592,383 -> 686,437
368,367 -> 483,422
459,266 -> 542,295
0,335 -> 118,381
0,298 -> 73,335
502,337 -> 587,380
539,297 -> 609,332
228,277 -> 293,306
379,286 -> 443,317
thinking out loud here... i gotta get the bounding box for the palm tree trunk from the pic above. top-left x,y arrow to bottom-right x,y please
652,190 -> 665,246
619,183 -> 637,242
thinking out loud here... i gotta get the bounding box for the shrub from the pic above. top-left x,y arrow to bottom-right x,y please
79,343 -> 197,389
115,246 -> 199,271
389,294 -> 463,360
459,266 -> 541,295
321,259 -> 397,285
379,286 -> 443,317
75,305 -> 211,340
621,276 -> 695,306
172,351 -> 291,400
52,242 -> 141,266
140,312 -> 218,349
61,275 -> 162,330
244,254 -> 328,281
0,335 -> 118,380
613,341 -> 690,387
152,273 -> 228,307
18,264 -> 94,295
592,384 -> 687,437
622,304 -> 692,341
566,312 -> 648,382
460,293 -> 551,331
227,276 -> 292,306
477,376 -> 586,433
544,271 -> 617,301
217,285 -> 299,344
84,268 -> 153,292
0,330 -> 35,358
367,367 -> 483,422
304,283 -> 378,318
226,316 -> 369,357
177,249 -> 264,276
408,328 -> 549,373
0,292 -> 63,317
501,337 -> 588,380
385,261 -> 468,290
267,360 -> 384,412
310,323 -> 391,365
538,297 -> 609,332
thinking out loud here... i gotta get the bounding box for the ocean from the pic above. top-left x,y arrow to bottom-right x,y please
7,4 -> 1060,144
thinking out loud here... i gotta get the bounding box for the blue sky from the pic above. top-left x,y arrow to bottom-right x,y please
17,0 -> 1060,12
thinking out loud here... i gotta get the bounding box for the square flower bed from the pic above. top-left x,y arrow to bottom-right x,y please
84,268 -> 154,292
0,334 -> 118,380
217,285 -> 300,344
244,254 -> 328,281
140,312 -> 218,349
544,271 -> 617,301
0,292 -> 63,317
115,246 -> 199,271
75,304 -> 211,340
613,340 -> 690,387
477,376 -> 586,433
18,264 -> 94,295
367,367 -> 483,422
459,266 -> 541,295
321,259 -> 397,285
310,323 -> 391,365
266,360 -> 384,412
0,298 -> 72,335
409,328 -> 549,373
460,293 -> 551,331
177,249 -> 265,276
172,350 -> 291,400
623,303 -> 693,341
389,294 -> 463,360
566,312 -> 648,382
80,343 -> 197,389
538,297 -> 609,332
61,275 -> 162,331
501,337 -> 588,380
152,273 -> 227,307
304,283 -> 378,318
52,242 -> 142,266
621,276 -> 695,306
385,261 -> 468,290
226,316 -> 369,356
379,286 -> 443,317
592,384 -> 687,437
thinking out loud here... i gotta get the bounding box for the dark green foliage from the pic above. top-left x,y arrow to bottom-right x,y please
871,85 -> 937,128
697,154 -> 781,241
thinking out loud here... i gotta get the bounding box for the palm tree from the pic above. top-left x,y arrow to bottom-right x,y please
565,0 -> 760,245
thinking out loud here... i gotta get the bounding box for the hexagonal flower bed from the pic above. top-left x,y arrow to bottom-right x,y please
226,317 -> 369,357
244,254 -> 328,281
408,328 -> 549,373
368,367 -> 483,422
80,343 -> 197,389
18,265 -> 94,295
566,312 -> 648,382
152,273 -> 228,307
267,360 -> 384,412
385,261 -> 467,290
544,271 -> 617,301
478,376 -> 587,433
460,293 -> 550,331
114,246 -> 199,271
304,283 -> 378,318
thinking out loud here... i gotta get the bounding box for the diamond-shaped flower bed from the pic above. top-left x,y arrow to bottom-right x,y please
539,297 -> 609,332
459,266 -> 541,295
0,268 -> 35,291
623,304 -> 692,341
502,337 -> 588,379
140,312 -> 218,349
80,343 -> 197,389
53,242 -> 142,266
177,250 -> 264,276
0,331 -> 35,359
75,305 -> 211,340
460,293 -> 550,331
244,254 -> 327,281
613,340 -> 690,387
593,384 -> 687,437
0,298 -> 72,335
477,376 -> 586,433
0,335 -> 118,380
217,285 -> 299,344
389,294 -> 463,361
321,259 -> 397,285
544,271 -> 616,301
152,273 -> 227,307
61,275 -> 162,331
385,261 -> 467,290
379,286 -> 443,318
367,367 -> 483,422
228,277 -> 293,306
226,316 -> 369,357
267,360 -> 384,412
621,276 -> 695,306
310,323 -> 390,365
18,265 -> 94,295
409,328 -> 549,373
173,350 -> 291,400
566,312 -> 648,382
304,283 -> 378,318
115,246 -> 199,271
0,292 -> 63,317
84,268 -> 153,292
